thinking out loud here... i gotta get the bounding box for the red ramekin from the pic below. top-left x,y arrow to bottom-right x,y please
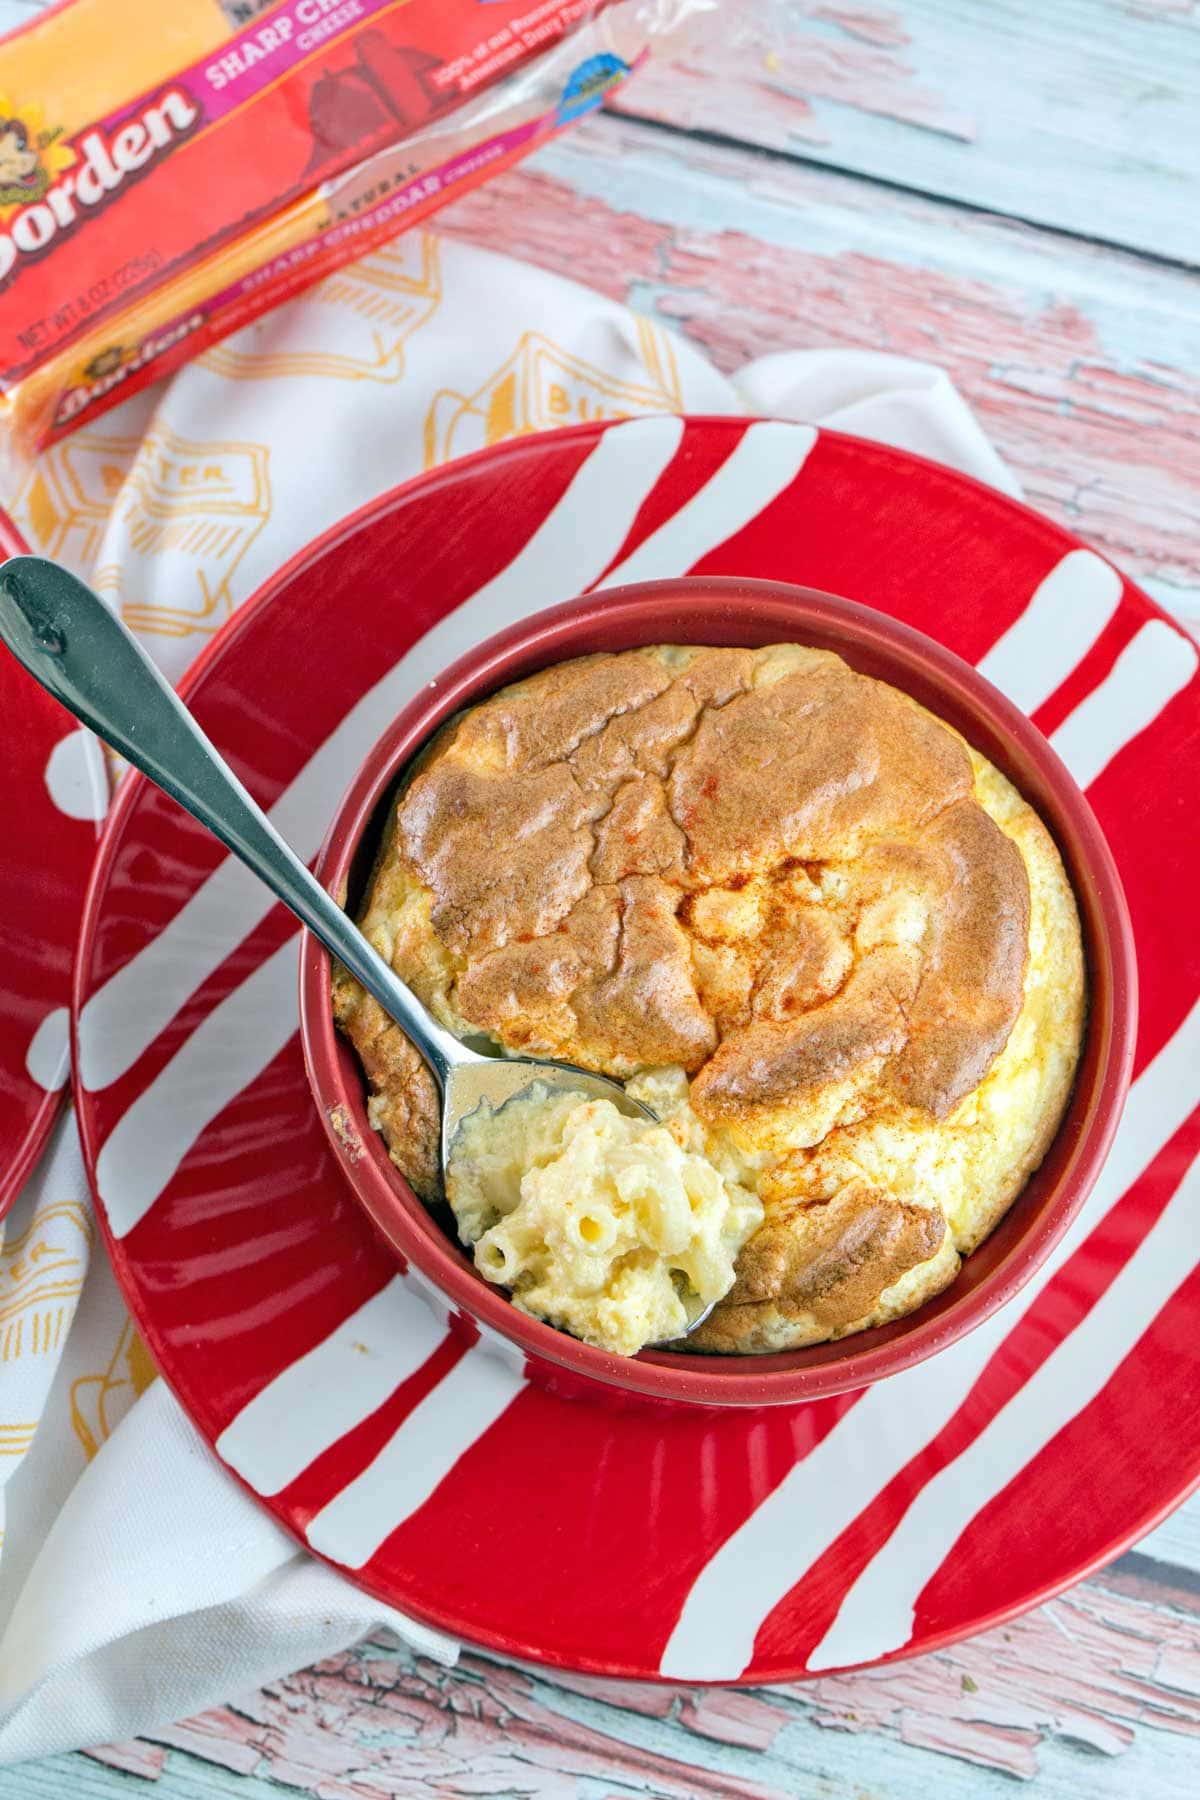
299,578 -> 1137,1408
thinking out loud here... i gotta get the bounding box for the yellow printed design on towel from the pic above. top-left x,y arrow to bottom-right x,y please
108,427 -> 271,638
70,1316 -> 156,1461
423,318 -> 684,467
11,430 -> 141,574
0,1198 -> 92,1370
200,235 -> 443,385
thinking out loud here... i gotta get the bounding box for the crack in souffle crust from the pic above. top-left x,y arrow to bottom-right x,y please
335,644 -> 1085,1354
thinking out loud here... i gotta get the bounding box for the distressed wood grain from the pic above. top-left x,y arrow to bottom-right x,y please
1137,1492 -> 1200,1580
611,0 -> 1200,266
438,114 -> 1200,631
3,1570 -> 1186,1800
0,0 -> 1196,265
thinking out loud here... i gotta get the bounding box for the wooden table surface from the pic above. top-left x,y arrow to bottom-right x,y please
4,1 -> 1200,1795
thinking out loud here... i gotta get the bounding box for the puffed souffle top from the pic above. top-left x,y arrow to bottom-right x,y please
334,643 -> 1086,1355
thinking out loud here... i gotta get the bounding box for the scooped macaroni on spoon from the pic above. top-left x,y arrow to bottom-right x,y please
445,1085 -> 763,1356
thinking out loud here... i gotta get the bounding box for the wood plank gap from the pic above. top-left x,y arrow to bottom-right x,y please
1106,1552 -> 1200,1606
609,106 -> 1200,279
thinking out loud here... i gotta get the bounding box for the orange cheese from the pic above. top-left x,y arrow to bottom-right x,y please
0,0 -> 631,452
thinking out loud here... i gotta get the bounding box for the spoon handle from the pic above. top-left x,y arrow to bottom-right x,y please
0,554 -> 466,1083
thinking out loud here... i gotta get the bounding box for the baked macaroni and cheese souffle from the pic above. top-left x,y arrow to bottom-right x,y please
333,644 -> 1086,1357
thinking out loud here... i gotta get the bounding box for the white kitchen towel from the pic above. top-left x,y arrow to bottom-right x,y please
0,229 -> 1022,1762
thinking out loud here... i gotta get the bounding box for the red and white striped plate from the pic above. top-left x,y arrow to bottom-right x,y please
0,520 -> 106,1221
73,419 -> 1200,1681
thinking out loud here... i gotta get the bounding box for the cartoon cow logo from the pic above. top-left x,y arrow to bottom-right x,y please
0,95 -> 75,210
84,344 -> 133,382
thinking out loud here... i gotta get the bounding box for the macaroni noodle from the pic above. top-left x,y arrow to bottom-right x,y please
445,1085 -> 763,1356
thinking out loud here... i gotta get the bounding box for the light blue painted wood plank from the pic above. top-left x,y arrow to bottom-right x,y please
3,0 -> 1197,264
2,1634 -> 1199,1800
613,0 -> 1200,265
1134,1486 -> 1200,1577
0,0 -> 42,30
528,115 -> 1200,624
1,1751 -> 284,1798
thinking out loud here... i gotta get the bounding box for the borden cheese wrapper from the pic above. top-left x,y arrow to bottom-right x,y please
0,0 -> 641,453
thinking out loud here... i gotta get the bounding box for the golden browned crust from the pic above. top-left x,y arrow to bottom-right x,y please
380,647 -> 1028,1099
331,979 -> 440,1201
688,1179 -> 948,1353
336,644 -> 1083,1355
947,800 -> 1087,1259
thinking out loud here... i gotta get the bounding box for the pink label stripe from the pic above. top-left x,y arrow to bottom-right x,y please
99,0 -> 408,136
215,114 -> 553,314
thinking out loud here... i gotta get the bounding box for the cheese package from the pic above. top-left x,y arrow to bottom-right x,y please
0,0 -> 686,455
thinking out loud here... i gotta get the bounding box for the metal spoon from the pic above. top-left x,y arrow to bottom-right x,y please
0,555 -> 717,1345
